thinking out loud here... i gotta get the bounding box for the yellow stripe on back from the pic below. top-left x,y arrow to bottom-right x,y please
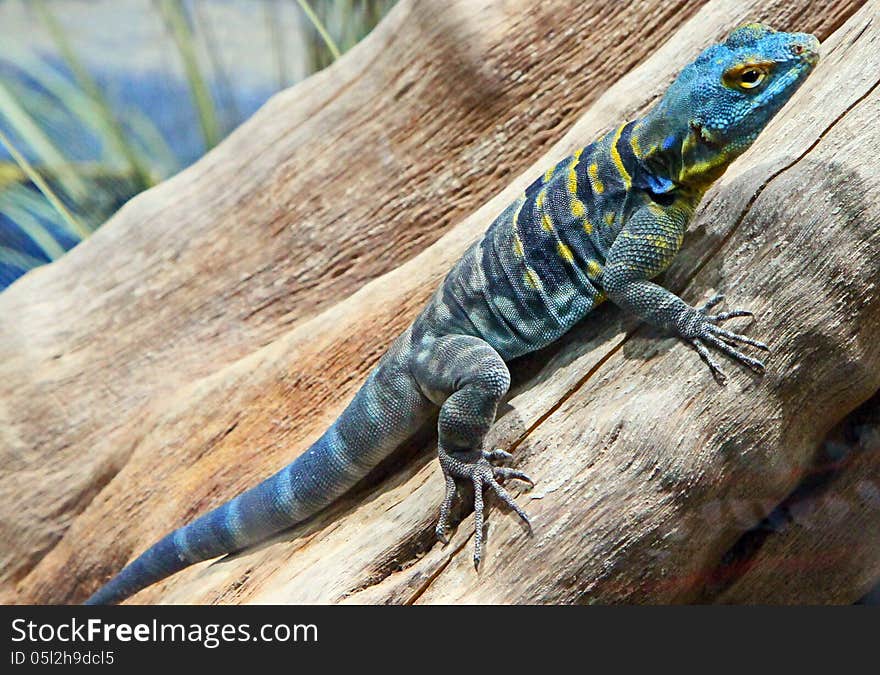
610,123 -> 632,190
630,130 -> 642,158
567,166 -> 578,194
524,267 -> 542,289
511,197 -> 526,257
588,162 -> 604,194
557,242 -> 574,263
567,152 -> 585,217
513,234 -> 524,257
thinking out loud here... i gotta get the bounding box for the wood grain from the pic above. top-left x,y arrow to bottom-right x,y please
706,394 -> 880,604
0,0 -> 711,590
2,0 -> 873,604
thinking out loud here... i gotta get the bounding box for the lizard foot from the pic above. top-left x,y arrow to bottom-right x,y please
686,294 -> 770,384
435,447 -> 534,568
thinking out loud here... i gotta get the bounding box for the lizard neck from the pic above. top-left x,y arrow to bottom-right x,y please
630,109 -> 729,197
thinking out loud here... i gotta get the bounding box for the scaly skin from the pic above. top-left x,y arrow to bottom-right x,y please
86,24 -> 819,604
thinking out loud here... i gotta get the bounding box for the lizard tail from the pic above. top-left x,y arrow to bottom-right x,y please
85,355 -> 429,605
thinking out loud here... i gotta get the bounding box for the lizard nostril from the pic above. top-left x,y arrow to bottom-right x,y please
792,36 -> 821,63
791,41 -> 819,64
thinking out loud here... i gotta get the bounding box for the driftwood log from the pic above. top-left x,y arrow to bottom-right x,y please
1,0 -> 877,604
709,393 -> 880,604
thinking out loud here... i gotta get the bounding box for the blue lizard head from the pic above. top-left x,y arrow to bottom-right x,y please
647,23 -> 819,188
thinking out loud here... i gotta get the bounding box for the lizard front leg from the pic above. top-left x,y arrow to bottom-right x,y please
411,334 -> 533,567
601,204 -> 769,384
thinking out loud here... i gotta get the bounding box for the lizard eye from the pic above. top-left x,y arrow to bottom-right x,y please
738,68 -> 765,88
723,63 -> 770,91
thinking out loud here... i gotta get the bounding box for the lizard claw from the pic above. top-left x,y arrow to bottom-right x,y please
435,447 -> 533,567
687,295 -> 769,381
689,337 -> 729,384
493,466 -> 535,486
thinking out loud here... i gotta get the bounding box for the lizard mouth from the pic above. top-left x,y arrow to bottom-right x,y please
689,120 -> 723,149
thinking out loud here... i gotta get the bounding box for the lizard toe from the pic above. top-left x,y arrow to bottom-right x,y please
436,447 -> 534,566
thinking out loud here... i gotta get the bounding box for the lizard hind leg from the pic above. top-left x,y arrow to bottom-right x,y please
412,334 -> 534,568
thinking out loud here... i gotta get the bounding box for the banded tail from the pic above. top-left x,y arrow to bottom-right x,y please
86,350 -> 429,605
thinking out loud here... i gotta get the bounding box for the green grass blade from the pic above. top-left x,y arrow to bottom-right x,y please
2,54 -> 175,180
155,0 -> 221,150
0,127 -> 89,240
122,106 -> 180,178
0,70 -> 111,165
32,0 -> 155,190
190,0 -> 240,126
265,0 -> 290,89
0,185 -> 68,260
0,244 -> 50,271
0,161 -> 25,190
0,81 -> 88,201
296,0 -> 342,61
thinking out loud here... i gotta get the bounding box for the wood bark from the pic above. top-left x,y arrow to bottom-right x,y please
1,0 -> 876,604
707,394 -> 880,604
0,0 -> 711,591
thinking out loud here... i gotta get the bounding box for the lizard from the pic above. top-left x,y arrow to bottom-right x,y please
85,23 -> 819,604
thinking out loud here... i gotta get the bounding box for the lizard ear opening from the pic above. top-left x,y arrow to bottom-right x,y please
644,173 -> 676,196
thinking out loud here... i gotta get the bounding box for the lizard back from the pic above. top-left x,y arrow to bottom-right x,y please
415,121 -> 647,360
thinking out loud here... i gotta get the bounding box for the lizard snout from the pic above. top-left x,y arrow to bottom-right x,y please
791,35 -> 820,65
